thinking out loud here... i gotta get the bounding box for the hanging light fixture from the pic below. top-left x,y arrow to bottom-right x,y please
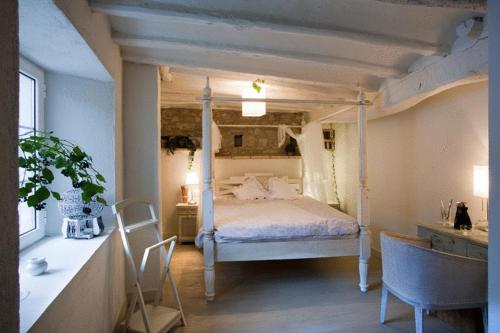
242,83 -> 266,117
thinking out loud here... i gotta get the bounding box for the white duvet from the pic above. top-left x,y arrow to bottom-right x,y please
195,196 -> 359,246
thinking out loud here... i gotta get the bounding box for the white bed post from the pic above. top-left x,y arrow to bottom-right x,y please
202,77 -> 216,301
357,87 -> 371,293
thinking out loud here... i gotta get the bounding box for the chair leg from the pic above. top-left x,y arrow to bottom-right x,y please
380,285 -> 388,324
414,307 -> 424,333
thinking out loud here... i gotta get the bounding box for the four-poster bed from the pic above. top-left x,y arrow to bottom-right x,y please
198,78 -> 371,301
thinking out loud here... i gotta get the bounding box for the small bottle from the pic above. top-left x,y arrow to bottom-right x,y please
454,202 -> 472,230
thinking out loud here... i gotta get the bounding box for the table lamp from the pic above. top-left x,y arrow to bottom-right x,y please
185,171 -> 199,205
473,165 -> 488,222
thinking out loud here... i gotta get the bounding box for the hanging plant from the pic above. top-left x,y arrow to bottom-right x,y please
18,131 -> 107,210
162,136 -> 197,170
252,78 -> 265,93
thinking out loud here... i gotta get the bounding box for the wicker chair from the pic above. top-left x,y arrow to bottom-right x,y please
380,231 -> 487,333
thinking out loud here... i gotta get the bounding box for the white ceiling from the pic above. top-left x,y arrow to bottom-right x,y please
90,0 -> 484,118
20,0 -> 111,82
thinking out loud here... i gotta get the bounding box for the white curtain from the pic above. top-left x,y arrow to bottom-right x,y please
283,121 -> 329,203
212,121 -> 222,154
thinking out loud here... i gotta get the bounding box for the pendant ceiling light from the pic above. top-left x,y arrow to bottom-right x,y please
242,84 -> 266,117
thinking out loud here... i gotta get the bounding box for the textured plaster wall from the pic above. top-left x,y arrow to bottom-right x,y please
488,1 -> 500,329
161,108 -> 303,156
214,158 -> 302,180
336,82 -> 488,250
53,0 -> 124,202
161,150 -> 201,237
123,61 -> 162,292
0,1 -> 19,331
331,123 -> 358,216
44,73 -> 116,234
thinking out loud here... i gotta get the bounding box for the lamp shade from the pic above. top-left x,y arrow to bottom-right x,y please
242,85 -> 266,117
185,171 -> 199,185
473,165 -> 488,198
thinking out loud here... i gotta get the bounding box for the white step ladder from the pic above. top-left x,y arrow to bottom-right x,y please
112,198 -> 186,333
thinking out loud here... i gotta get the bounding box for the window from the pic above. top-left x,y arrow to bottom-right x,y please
19,57 -> 45,250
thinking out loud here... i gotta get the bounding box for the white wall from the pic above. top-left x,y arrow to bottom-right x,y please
161,150 -> 201,237
122,61 -> 162,292
29,231 -> 126,333
214,158 -> 302,180
332,123 -> 358,216
53,0 -> 124,201
335,82 -> 488,249
488,1 -> 500,329
18,1 -> 127,330
44,73 -> 116,234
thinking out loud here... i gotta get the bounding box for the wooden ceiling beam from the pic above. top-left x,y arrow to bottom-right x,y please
114,34 -> 402,78
374,0 -> 486,11
90,1 -> 444,54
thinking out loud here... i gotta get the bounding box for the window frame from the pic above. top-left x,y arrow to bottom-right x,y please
19,57 -> 46,250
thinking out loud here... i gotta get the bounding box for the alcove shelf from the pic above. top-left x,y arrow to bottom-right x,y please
215,155 -> 301,160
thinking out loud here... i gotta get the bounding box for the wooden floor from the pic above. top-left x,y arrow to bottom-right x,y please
163,244 -> 459,333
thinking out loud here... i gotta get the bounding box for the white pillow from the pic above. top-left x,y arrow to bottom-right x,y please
268,177 -> 297,199
233,178 -> 267,200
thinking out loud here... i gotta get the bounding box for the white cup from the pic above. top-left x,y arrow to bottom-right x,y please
25,257 -> 48,276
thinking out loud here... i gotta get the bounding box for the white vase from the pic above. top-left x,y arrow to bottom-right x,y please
25,257 -> 48,276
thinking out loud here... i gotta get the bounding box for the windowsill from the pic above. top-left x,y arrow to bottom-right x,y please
19,228 -> 115,333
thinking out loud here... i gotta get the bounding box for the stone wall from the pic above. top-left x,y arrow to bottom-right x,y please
161,108 -> 303,156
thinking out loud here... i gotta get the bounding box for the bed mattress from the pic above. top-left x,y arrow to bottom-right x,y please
195,196 -> 359,246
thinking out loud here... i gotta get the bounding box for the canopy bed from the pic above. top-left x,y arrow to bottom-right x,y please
197,78 -> 372,301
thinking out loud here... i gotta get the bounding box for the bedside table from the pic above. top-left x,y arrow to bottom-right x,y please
417,223 -> 488,260
176,203 -> 198,244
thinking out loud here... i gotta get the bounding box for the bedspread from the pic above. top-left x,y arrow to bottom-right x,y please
195,196 -> 358,246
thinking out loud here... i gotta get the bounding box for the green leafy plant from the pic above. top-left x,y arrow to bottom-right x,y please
18,131 -> 107,210
252,78 -> 265,93
162,136 -> 197,170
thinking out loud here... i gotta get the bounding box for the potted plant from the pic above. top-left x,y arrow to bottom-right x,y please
18,131 -> 107,214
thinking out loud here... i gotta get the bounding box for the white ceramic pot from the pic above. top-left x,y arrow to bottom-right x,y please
25,257 -> 48,276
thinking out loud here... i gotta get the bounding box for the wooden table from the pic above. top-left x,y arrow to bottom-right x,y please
417,222 -> 488,260
176,203 -> 198,243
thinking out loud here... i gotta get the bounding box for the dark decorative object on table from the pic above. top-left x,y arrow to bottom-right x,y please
285,137 -> 298,156
454,202 -> 472,230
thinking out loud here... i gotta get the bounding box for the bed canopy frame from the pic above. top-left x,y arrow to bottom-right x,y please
198,77 -> 371,301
